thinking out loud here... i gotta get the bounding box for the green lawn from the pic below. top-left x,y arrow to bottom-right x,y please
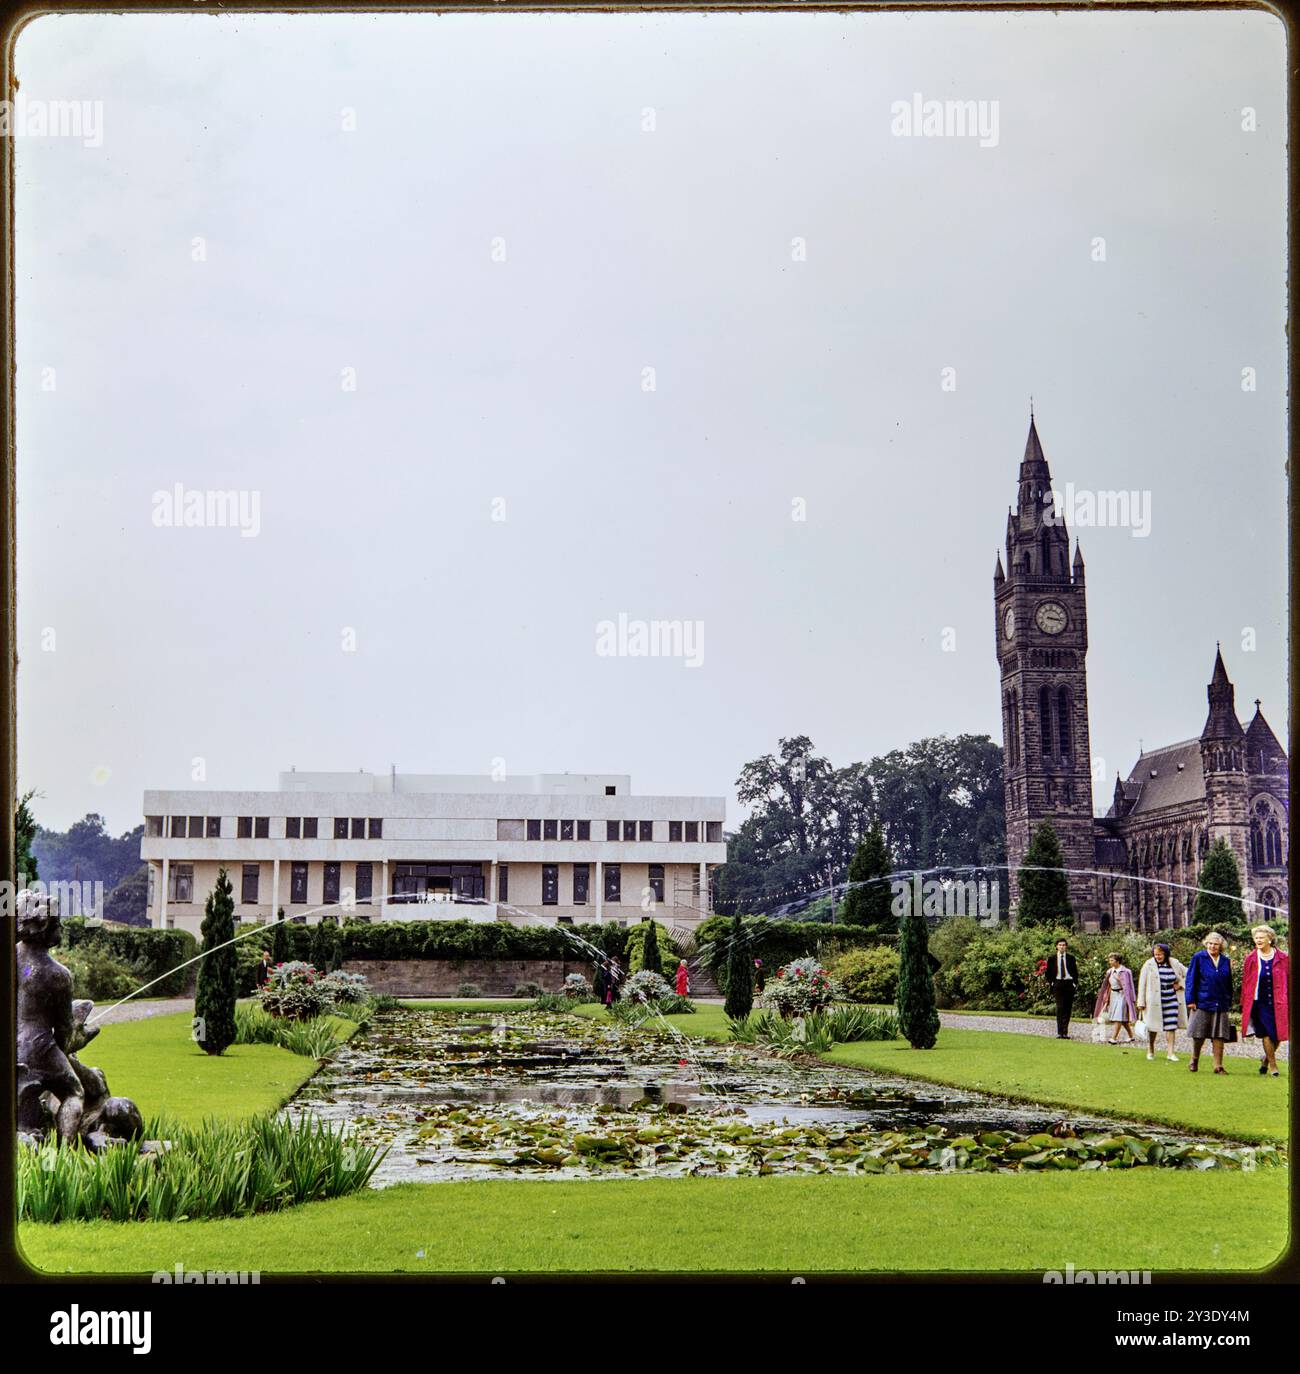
826,1032 -> 1289,1144
570,1002 -> 732,1039
398,999 -> 535,1012
81,1011 -> 355,1126
20,1170 -> 1288,1275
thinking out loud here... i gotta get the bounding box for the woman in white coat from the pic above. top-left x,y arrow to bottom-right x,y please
1136,942 -> 1187,1062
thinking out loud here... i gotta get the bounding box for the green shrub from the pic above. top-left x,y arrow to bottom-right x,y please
697,913 -> 881,986
59,919 -> 198,996
625,921 -> 675,974
457,981 -> 483,998
829,946 -> 900,1004
52,943 -> 138,1001
513,981 -> 543,999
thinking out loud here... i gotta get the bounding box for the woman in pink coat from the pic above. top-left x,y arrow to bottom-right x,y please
1241,924 -> 1289,1078
1093,953 -> 1138,1045
675,960 -> 690,997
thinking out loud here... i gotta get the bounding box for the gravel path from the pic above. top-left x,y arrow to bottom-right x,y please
88,997 -> 194,1026
941,1010 -> 1288,1062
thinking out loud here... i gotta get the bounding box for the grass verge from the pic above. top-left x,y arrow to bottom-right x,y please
19,1170 -> 1288,1275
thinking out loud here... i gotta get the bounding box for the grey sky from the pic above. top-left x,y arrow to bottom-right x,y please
14,8 -> 1287,834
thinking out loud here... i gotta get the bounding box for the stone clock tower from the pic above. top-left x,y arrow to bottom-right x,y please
994,416 -> 1098,925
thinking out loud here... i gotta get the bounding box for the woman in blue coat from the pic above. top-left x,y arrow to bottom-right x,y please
1185,931 -> 1236,1074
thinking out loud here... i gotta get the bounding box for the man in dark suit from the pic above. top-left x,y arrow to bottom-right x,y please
254,949 -> 273,989
1046,938 -> 1078,1039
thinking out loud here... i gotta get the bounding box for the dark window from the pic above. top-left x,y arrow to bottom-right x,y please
560,819 -> 574,841
355,862 -> 373,902
605,785 -> 616,795
286,817 -> 301,839
1057,687 -> 1072,758
604,864 -> 621,903
254,816 -> 269,839
323,863 -> 341,904
146,815 -> 164,837
303,817 -> 318,839
623,820 -> 636,841
237,816 -> 252,838
351,817 -> 365,839
241,864 -> 260,904
1039,685 -> 1054,758
168,864 -> 193,902
527,819 -> 542,841
669,821 -> 682,842
369,818 -> 383,839
188,815 -> 203,837
606,821 -> 619,841
544,819 -> 558,841
577,820 -> 590,841
498,864 -> 509,902
639,821 -> 653,842
290,862 -> 308,904
685,821 -> 699,842
542,864 -> 559,905
648,864 -> 664,903
334,818 -> 349,839
206,816 -> 221,838
706,821 -> 723,843
169,816 -> 186,837
573,864 -> 589,904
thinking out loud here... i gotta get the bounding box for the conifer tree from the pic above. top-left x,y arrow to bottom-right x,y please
270,909 -> 290,966
840,826 -> 895,929
1193,838 -> 1244,929
194,868 -> 237,1056
723,911 -> 754,1020
641,916 -> 662,976
310,913 -> 334,971
897,877 -> 941,1049
1016,822 -> 1074,928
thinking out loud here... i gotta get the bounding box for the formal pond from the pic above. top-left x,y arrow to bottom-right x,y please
283,1007 -> 1282,1184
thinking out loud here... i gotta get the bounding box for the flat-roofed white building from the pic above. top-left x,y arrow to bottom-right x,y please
141,769 -> 726,939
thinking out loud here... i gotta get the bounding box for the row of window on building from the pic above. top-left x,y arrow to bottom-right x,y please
498,819 -> 722,843
149,815 -> 722,843
160,861 -> 680,906
148,816 -> 386,840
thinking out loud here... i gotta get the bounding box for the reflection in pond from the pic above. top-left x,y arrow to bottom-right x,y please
285,1008 -> 1282,1185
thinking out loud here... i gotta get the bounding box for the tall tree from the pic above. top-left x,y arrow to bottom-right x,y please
15,790 -> 39,884
1016,822 -> 1074,928
897,881 -> 941,1049
1193,838 -> 1244,929
194,869 -> 237,1056
310,914 -> 335,971
640,917 -> 662,976
271,910 -> 290,965
723,911 -> 754,1020
840,827 -> 896,930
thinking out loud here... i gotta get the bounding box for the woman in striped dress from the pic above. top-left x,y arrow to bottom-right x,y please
1137,942 -> 1188,1062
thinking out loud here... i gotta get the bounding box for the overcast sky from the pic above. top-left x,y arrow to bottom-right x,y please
14,8 -> 1287,835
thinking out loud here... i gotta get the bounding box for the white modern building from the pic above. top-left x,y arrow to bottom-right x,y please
141,769 -> 726,939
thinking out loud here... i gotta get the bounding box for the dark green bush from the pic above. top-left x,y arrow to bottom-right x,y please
59,918 -> 198,997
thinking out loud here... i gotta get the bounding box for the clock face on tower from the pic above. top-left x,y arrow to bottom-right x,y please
1002,607 -> 1015,641
1035,601 -> 1068,635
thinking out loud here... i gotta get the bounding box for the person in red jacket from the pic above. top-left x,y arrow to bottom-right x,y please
1241,924 -> 1289,1078
675,959 -> 690,998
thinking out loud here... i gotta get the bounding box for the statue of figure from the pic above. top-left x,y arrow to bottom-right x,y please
16,891 -> 142,1151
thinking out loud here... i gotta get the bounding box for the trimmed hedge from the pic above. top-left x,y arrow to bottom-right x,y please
930,918 -> 1267,1015
59,918 -> 198,997
240,917 -> 632,966
696,913 -> 881,990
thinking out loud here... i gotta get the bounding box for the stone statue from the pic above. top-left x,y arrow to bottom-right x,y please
16,890 -> 142,1151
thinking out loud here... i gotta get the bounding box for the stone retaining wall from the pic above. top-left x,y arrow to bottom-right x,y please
342,958 -> 593,997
